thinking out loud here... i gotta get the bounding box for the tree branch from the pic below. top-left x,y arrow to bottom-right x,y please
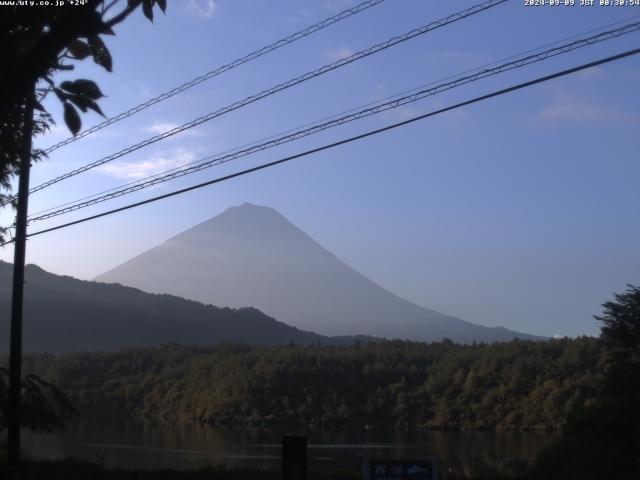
104,0 -> 142,28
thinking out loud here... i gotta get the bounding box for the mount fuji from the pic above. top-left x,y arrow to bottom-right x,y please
95,203 -> 542,343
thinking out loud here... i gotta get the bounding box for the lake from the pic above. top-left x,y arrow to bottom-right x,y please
22,423 -> 557,477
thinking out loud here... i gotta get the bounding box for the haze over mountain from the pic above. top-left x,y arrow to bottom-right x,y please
0,261 -> 360,353
96,203 -> 542,343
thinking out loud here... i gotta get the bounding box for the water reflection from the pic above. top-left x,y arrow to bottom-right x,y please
23,422 -> 557,477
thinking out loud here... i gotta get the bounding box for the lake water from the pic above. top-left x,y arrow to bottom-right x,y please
22,423 -> 557,477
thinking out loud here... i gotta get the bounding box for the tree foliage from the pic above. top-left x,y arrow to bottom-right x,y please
5,338 -> 604,433
0,0 -> 167,240
0,367 -> 77,434
531,285 -> 640,479
596,284 -> 640,401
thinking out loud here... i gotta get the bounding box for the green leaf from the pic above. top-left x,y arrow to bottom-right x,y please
67,39 -> 91,59
88,35 -> 112,72
59,81 -> 76,94
60,79 -> 104,100
76,10 -> 109,39
67,95 -> 87,113
142,0 -> 154,22
63,102 -> 81,136
33,100 -> 46,112
68,95 -> 105,117
157,0 -> 167,13
53,88 -> 68,102
85,99 -> 105,117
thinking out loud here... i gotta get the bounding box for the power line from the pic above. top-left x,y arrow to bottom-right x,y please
41,0 -> 389,155
27,14 -> 640,220
28,0 -> 507,195
5,46 -> 636,246
26,20 -> 640,224
29,20 -> 640,220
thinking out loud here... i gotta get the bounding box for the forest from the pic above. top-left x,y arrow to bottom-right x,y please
1,284 -> 639,478
2,337 -> 604,433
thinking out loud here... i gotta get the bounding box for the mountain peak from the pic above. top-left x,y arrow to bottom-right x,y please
168,203 -> 300,248
239,202 -> 261,209
222,202 -> 282,218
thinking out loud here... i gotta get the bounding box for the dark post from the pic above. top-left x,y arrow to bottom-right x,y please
7,90 -> 35,478
282,435 -> 307,480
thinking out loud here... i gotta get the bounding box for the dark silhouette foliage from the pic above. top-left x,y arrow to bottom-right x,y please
0,0 -> 167,241
531,285 -> 640,479
596,284 -> 640,405
0,367 -> 77,434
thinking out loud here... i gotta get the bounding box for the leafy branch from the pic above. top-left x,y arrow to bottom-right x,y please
0,0 -> 168,242
0,367 -> 79,433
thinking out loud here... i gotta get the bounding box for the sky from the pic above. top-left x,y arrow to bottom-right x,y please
1,0 -> 639,338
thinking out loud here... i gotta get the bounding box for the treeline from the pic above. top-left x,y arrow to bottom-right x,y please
3,337 -> 604,433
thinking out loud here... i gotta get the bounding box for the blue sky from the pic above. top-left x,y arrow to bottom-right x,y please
1,0 -> 639,337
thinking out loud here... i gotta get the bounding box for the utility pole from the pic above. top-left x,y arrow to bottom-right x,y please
7,90 -> 35,479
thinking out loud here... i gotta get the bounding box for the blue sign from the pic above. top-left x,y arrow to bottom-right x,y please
365,460 -> 437,480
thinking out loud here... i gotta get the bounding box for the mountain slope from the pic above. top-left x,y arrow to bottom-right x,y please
96,203 -> 542,342
0,262 -> 349,353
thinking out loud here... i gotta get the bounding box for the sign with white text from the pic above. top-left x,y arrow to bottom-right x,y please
364,459 -> 437,480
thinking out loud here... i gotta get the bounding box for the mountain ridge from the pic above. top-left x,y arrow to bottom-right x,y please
0,261 -> 372,353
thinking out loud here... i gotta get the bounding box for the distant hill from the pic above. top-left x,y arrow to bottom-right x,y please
96,203 -> 543,343
0,262 -> 364,353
